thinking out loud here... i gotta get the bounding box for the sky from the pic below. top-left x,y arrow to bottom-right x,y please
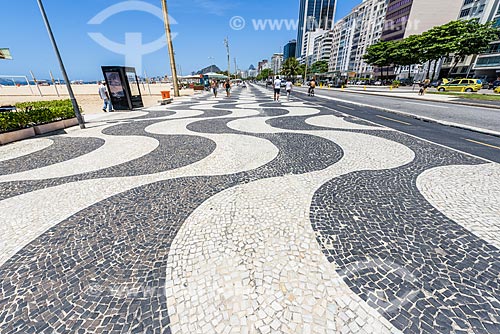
0,0 -> 362,81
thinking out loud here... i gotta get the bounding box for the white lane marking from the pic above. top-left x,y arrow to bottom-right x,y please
339,105 -> 354,110
376,115 -> 412,126
406,101 -> 449,109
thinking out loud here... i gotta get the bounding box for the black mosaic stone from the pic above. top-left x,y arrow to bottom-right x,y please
0,137 -> 105,175
310,130 -> 500,333
0,119 -> 216,200
0,119 -> 343,332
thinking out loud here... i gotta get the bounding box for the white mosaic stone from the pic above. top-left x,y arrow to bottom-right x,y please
166,130 -> 414,334
0,124 -> 159,181
417,162 -> 500,249
0,120 -> 278,266
0,138 -> 53,162
305,115 -> 385,131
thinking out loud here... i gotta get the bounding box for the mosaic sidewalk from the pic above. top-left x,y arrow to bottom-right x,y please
0,85 -> 499,334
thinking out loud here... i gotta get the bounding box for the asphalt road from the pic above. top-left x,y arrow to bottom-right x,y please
286,86 -> 500,163
297,87 -> 500,134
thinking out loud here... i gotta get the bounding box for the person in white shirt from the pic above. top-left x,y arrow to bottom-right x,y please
98,81 -> 113,112
273,76 -> 282,101
285,79 -> 293,100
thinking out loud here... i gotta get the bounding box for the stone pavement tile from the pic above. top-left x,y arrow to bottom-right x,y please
0,85 -> 498,333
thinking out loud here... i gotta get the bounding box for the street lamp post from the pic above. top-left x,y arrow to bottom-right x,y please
161,0 -> 180,97
36,0 -> 85,129
224,37 -> 231,79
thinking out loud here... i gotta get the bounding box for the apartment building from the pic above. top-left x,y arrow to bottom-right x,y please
441,0 -> 500,80
328,0 -> 387,77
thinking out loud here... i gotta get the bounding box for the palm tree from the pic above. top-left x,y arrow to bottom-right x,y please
281,57 -> 301,78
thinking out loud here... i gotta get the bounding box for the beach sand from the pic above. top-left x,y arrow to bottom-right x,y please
0,83 -> 196,114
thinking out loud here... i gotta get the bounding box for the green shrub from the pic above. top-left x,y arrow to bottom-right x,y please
0,99 -> 78,133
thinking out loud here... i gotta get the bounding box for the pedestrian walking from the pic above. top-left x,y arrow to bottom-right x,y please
211,80 -> 218,98
286,78 -> 293,100
225,80 -> 231,97
419,78 -> 431,96
274,76 -> 282,101
308,78 -> 316,96
98,81 -> 113,112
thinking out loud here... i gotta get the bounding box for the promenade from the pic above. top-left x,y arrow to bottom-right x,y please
0,85 -> 499,333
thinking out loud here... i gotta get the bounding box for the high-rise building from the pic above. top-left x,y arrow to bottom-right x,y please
284,40 -> 297,60
381,0 -> 463,42
328,0 -> 387,77
271,53 -> 284,74
257,60 -> 269,74
296,0 -> 337,59
313,31 -> 334,64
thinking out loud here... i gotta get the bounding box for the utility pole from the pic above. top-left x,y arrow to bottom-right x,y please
224,37 -> 231,79
234,58 -> 238,79
161,0 -> 180,97
36,0 -> 85,129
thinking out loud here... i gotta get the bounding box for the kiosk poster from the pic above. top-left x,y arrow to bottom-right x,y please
105,72 -> 125,98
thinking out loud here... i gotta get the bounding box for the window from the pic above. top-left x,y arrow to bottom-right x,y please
460,8 -> 471,17
463,0 -> 474,5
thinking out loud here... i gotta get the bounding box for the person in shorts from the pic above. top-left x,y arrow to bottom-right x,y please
211,80 -> 218,98
285,78 -> 293,100
274,76 -> 282,101
225,80 -> 231,97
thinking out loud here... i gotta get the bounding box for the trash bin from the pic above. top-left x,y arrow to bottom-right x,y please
161,91 -> 171,99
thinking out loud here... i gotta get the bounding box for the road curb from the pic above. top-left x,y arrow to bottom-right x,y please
297,90 -> 500,138
319,88 -> 500,110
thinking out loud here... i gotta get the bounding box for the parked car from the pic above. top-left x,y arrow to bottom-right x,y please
395,79 -> 413,86
488,79 -> 500,90
437,78 -> 482,92
374,80 -> 382,86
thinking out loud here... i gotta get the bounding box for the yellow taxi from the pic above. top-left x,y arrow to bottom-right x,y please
494,86 -> 500,94
437,78 -> 482,92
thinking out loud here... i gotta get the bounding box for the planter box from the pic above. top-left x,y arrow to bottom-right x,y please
63,117 -> 80,128
34,119 -> 67,135
0,127 -> 36,145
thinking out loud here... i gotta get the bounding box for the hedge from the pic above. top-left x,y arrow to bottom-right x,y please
0,100 -> 78,133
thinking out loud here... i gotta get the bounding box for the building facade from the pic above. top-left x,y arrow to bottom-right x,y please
284,40 -> 297,61
379,0 -> 463,79
257,60 -> 270,74
271,53 -> 284,74
296,0 -> 337,59
381,0 -> 464,42
328,0 -> 388,77
441,0 -> 500,80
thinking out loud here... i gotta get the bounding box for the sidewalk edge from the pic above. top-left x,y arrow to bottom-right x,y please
299,90 -> 500,138
322,88 -> 500,110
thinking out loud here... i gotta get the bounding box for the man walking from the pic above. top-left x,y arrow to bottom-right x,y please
285,78 -> 293,101
98,81 -> 113,112
225,80 -> 231,98
211,80 -> 218,98
274,76 -> 282,101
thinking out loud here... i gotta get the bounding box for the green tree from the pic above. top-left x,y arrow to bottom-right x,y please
447,20 -> 500,77
256,68 -> 274,81
310,60 -> 329,74
363,41 -> 398,80
281,57 -> 301,78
